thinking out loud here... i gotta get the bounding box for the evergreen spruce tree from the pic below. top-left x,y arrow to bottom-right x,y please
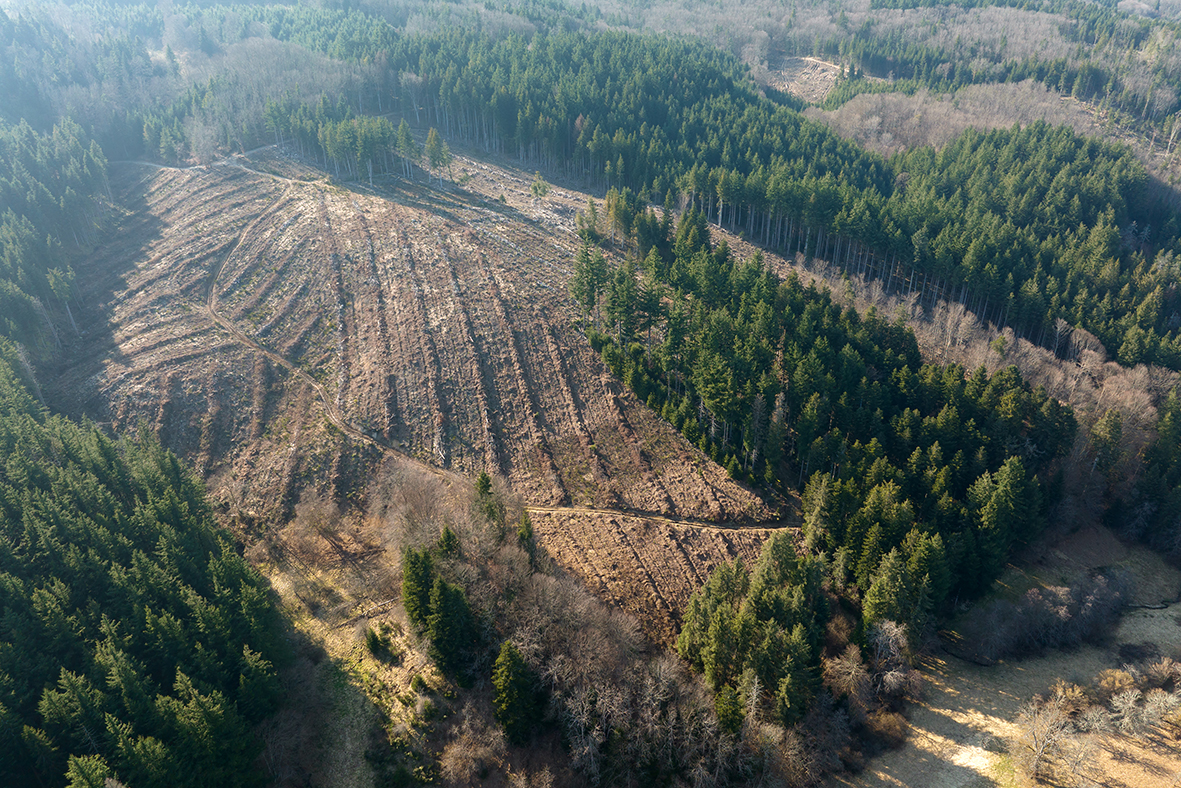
492,640 -> 539,744
862,548 -> 911,630
427,576 -> 473,676
714,684 -> 744,738
402,547 -> 435,632
438,525 -> 459,556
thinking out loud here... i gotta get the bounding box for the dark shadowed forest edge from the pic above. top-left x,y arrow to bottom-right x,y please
3,0 -> 1181,786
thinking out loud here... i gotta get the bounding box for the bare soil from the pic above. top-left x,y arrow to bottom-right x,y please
765,57 -> 843,103
50,145 -> 777,645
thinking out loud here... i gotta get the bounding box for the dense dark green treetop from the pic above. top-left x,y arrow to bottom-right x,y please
491,640 -> 541,744
677,533 -> 828,728
588,201 -> 1073,645
0,340 -> 285,788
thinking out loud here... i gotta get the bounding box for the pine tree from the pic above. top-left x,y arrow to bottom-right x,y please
530,171 -> 549,202
775,673 -> 807,726
904,530 -> 950,610
401,547 -> 435,632
517,511 -> 536,565
1090,409 -> 1123,485
492,640 -> 539,744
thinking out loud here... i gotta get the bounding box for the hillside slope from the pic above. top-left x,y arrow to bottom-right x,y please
48,148 -> 777,641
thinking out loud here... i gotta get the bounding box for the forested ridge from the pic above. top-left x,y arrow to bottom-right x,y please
8,3 -> 1179,367
571,175 -> 1094,745
0,340 -> 286,787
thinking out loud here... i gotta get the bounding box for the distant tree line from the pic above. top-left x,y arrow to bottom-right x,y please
262,92 -> 452,185
825,0 -> 1180,131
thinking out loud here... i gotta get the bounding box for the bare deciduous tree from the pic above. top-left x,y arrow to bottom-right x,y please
1013,691 -> 1072,779
1058,733 -> 1099,788
1111,688 -> 1144,734
1078,705 -> 1112,734
823,644 -> 872,723
1144,688 -> 1181,727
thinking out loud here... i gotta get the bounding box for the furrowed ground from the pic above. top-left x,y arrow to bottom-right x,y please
48,140 -> 1181,787
49,147 -> 777,643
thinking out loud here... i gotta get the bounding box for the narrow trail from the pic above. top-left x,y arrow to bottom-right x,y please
523,504 -> 787,533
118,156 -> 790,536
198,180 -> 433,480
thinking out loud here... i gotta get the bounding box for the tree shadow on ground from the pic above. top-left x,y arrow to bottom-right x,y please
43,164 -> 160,422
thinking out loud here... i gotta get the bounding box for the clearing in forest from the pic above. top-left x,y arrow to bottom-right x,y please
51,147 -> 779,641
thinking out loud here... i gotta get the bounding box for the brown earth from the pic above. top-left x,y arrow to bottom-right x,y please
765,57 -> 843,103
529,507 -> 778,642
763,57 -> 888,104
48,146 -> 777,644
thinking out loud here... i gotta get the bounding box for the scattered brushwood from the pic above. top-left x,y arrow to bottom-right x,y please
952,570 -> 1134,664
381,469 -> 752,787
1010,659 -> 1181,784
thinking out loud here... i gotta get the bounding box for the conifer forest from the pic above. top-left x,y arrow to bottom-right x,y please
3,0 -> 1181,785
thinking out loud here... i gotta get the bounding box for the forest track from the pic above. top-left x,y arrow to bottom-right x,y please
522,504 -> 784,533
65,153 -> 787,645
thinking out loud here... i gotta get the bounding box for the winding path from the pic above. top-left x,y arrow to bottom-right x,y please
120,155 -> 789,536
523,504 -> 786,532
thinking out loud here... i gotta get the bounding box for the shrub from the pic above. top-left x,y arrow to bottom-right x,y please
959,571 -> 1133,662
866,710 -> 908,750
